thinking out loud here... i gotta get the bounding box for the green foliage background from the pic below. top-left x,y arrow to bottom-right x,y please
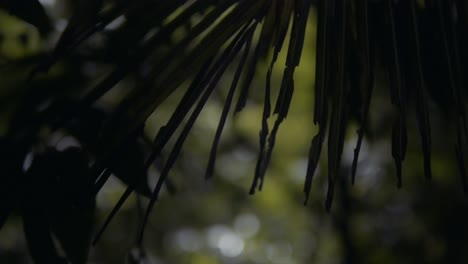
0,1 -> 467,263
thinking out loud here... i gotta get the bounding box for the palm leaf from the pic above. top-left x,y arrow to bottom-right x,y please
3,1 -> 468,261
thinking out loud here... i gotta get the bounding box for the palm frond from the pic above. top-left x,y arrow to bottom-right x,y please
2,0 -> 468,262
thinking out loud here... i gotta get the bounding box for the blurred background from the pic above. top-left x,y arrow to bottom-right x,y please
1,1 -> 468,263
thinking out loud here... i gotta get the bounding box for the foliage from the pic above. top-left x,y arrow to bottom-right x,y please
0,0 -> 467,263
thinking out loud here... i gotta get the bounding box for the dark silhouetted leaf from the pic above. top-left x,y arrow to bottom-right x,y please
350,0 -> 374,185
139,23 -> 258,244
305,0 -> 333,205
23,147 -> 95,264
206,26 -> 254,179
326,0 -> 348,211
408,0 -> 432,180
0,0 -> 52,35
385,0 -> 407,188
97,0 -> 267,167
252,0 -> 311,193
22,207 -> 67,264
250,1 -> 279,194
